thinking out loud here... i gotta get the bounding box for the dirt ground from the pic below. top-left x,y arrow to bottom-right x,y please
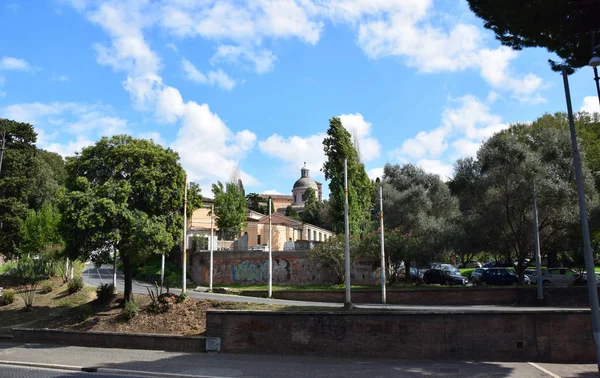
0,276 -> 279,336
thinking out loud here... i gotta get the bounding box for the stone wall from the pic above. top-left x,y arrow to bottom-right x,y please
206,310 -> 594,363
189,250 -> 380,286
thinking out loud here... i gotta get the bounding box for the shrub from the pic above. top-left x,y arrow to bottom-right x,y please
12,256 -> 46,310
96,283 -> 116,304
122,300 -> 139,320
68,276 -> 84,294
1,289 -> 15,305
41,281 -> 54,294
177,293 -> 188,303
75,303 -> 93,321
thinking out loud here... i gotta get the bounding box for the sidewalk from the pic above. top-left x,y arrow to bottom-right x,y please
0,342 -> 597,377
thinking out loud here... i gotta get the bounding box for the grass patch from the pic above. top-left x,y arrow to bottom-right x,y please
0,262 -> 17,275
459,268 -> 476,279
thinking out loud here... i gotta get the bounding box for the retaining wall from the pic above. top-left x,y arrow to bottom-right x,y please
239,287 -> 600,307
190,250 -> 379,286
12,328 -> 206,353
205,310 -> 594,363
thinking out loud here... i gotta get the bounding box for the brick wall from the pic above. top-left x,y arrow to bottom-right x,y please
189,250 -> 379,286
205,310 -> 594,363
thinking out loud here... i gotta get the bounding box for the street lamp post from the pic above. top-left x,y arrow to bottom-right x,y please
562,66 -> 600,371
590,56 -> 600,108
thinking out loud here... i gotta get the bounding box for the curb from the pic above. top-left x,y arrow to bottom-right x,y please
0,360 -> 226,378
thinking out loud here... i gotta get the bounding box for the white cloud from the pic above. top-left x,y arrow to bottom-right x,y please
416,159 -> 454,180
262,189 -> 282,195
52,74 -> 69,82
1,101 -> 129,157
391,94 -> 509,176
581,96 -> 600,114
259,133 -> 326,175
367,167 -> 384,180
339,113 -> 381,162
259,113 -> 381,177
210,45 -> 276,74
182,59 -> 236,90
0,57 -> 31,71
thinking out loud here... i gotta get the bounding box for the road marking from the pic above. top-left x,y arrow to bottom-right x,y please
528,362 -> 561,378
96,268 -> 103,280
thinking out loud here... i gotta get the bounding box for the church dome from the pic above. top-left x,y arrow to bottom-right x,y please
293,177 -> 318,190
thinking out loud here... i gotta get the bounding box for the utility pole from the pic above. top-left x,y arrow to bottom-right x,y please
562,66 -> 600,371
268,198 -> 273,298
113,247 -> 118,289
210,204 -> 214,292
343,158 -> 352,309
532,181 -> 543,300
0,120 -> 6,176
182,175 -> 188,294
379,185 -> 386,304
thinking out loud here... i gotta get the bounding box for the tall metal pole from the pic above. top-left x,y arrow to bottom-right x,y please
591,33 -> 600,108
562,67 -> 600,371
379,185 -> 386,304
210,204 -> 214,291
160,253 -> 165,290
113,248 -> 118,289
182,175 -> 188,294
532,181 -> 543,300
593,66 -> 600,108
268,198 -> 273,298
0,120 -> 6,176
343,158 -> 352,309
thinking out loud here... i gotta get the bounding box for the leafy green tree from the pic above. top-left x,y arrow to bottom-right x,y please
0,119 -> 37,258
450,124 -> 595,280
380,163 -> 458,277
212,180 -> 247,239
59,135 -> 195,302
467,0 -> 600,71
19,203 -> 63,256
28,150 -> 66,210
308,235 -> 360,284
301,187 -> 320,225
323,117 -> 372,235
285,205 -> 300,220
246,192 -> 274,214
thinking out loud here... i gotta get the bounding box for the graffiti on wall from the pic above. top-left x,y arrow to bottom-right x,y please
231,259 -> 292,283
310,315 -> 347,341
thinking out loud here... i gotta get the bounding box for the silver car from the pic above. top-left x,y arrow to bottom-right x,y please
541,268 -> 580,287
470,268 -> 487,283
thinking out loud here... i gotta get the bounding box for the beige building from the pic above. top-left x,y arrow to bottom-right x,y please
187,165 -> 333,251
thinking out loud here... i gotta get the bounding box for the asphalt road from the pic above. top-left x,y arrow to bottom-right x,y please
83,264 -> 590,313
0,342 -> 597,377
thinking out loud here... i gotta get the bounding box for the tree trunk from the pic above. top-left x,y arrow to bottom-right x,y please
547,248 -> 558,268
404,261 -> 411,283
122,254 -> 133,303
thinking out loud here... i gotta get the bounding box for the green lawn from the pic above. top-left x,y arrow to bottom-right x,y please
0,261 -> 17,275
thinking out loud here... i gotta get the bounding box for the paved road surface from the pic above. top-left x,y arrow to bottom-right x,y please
83,264 -> 592,313
0,342 -> 597,377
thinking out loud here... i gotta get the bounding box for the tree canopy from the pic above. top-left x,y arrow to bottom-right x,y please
0,119 -> 38,257
467,0 -> 600,71
323,117 -> 372,235
212,180 -> 247,239
59,135 -> 198,302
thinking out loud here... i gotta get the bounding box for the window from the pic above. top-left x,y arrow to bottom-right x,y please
257,235 -> 261,245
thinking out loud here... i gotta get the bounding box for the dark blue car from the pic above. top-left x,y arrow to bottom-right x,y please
479,268 -> 518,285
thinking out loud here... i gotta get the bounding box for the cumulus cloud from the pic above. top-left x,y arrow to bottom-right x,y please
0,101 -> 129,157
391,94 -> 509,177
182,58 -> 236,90
581,96 -> 600,114
0,57 -> 31,71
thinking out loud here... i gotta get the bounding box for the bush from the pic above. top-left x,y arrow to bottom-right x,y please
41,280 -> 54,294
75,303 -> 93,322
1,289 -> 15,305
68,276 -> 84,294
96,283 -> 116,304
122,300 -> 139,321
177,293 -> 188,303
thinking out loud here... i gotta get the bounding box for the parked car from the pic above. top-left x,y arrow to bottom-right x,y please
524,269 -> 538,285
479,268 -> 519,286
482,260 -> 514,268
410,267 -> 422,282
457,261 -> 483,269
470,268 -> 487,283
431,263 -> 461,275
540,268 -> 580,287
422,269 -> 468,286
249,245 -> 269,252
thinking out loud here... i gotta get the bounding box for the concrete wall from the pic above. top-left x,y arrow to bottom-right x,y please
206,310 -> 594,363
189,250 -> 380,286
12,328 -> 206,353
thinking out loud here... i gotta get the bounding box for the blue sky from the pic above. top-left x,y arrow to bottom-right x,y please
1,0 -> 599,198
